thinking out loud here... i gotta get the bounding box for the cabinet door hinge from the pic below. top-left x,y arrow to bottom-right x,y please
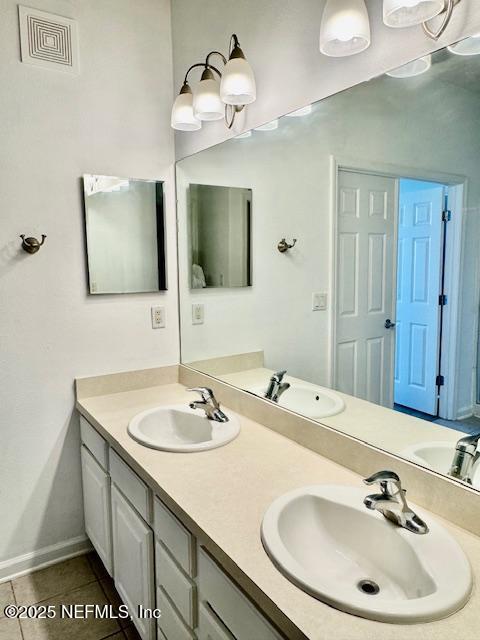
439,294 -> 447,306
436,375 -> 445,387
442,210 -> 452,222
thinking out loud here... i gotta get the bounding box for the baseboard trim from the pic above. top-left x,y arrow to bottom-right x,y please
0,535 -> 92,584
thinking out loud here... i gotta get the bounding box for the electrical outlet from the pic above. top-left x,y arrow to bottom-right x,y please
312,292 -> 328,311
151,306 -> 166,329
192,303 -> 204,325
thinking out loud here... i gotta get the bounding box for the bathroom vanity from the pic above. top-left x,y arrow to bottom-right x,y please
76,366 -> 480,640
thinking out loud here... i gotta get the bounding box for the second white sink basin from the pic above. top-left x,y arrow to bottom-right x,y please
128,404 -> 240,452
252,383 -> 345,419
261,485 -> 472,623
401,441 -> 480,489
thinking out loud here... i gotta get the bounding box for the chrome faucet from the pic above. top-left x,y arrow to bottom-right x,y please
264,370 -> 290,402
449,432 -> 480,483
363,470 -> 429,535
187,387 -> 229,423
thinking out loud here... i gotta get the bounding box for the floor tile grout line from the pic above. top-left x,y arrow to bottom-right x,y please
13,576 -> 99,610
10,581 -> 25,640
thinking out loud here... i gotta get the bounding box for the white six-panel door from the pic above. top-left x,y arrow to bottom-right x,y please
394,180 -> 445,415
335,170 -> 397,407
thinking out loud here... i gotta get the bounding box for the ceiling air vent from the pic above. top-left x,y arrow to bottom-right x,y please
18,5 -> 79,74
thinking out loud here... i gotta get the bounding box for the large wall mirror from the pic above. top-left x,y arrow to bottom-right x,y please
176,37 -> 480,492
83,175 -> 167,294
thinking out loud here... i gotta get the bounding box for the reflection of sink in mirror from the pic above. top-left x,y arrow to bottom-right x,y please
261,485 -> 472,623
251,384 -> 345,419
401,441 -> 480,489
128,404 -> 240,452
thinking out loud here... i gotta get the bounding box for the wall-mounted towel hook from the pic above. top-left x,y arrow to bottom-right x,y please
20,234 -> 47,254
277,238 -> 297,253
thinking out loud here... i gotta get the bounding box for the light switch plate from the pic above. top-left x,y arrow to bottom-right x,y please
151,306 -> 166,329
312,292 -> 328,311
192,303 -> 204,325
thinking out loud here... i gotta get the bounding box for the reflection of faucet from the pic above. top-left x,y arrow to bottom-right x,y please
449,432 -> 480,483
363,470 -> 429,535
187,388 -> 229,423
264,370 -> 290,402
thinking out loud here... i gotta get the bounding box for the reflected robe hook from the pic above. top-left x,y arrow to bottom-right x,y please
277,238 -> 297,253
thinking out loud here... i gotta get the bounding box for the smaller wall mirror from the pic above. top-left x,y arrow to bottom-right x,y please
83,175 -> 167,294
189,184 -> 252,289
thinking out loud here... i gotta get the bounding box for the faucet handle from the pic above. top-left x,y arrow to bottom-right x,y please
273,370 -> 287,382
187,387 -> 214,402
363,470 -> 402,496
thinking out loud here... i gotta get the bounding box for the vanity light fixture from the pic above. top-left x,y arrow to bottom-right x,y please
448,33 -> 480,55
386,54 -> 432,77
254,119 -> 279,131
171,34 -> 256,131
319,0 -> 371,57
383,0 -> 462,41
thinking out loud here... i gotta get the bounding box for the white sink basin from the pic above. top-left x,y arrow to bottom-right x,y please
261,485 -> 472,623
128,404 -> 240,452
252,384 -> 344,419
401,441 -> 480,489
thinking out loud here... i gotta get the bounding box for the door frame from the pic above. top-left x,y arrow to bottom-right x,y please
329,155 -> 466,419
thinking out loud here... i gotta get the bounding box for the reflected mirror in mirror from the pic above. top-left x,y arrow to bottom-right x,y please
189,184 -> 252,289
83,175 -> 167,294
176,38 -> 480,491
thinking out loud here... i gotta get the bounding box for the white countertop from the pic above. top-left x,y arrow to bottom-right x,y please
77,381 -> 480,640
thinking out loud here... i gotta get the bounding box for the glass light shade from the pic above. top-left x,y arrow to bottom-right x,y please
320,0 -> 371,57
220,57 -> 256,106
193,77 -> 224,121
386,54 -> 432,77
171,91 -> 201,131
448,35 -> 480,56
383,0 -> 444,28
234,131 -> 252,139
285,105 -> 313,117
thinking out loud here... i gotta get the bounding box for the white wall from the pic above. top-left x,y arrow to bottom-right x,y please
172,0 -> 480,160
0,0 -> 178,570
177,63 -> 480,410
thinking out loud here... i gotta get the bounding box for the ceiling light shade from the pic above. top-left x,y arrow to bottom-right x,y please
255,120 -> 279,131
383,0 -> 444,28
220,42 -> 256,106
285,105 -> 313,117
193,68 -> 224,121
171,83 -> 201,131
386,54 -> 432,77
320,0 -> 371,57
448,34 -> 480,56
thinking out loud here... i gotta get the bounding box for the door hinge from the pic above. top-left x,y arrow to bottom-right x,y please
442,210 -> 452,222
439,294 -> 447,306
436,375 -> 445,387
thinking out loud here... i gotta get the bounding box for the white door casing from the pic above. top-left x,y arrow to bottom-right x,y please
335,170 -> 398,407
395,180 -> 445,416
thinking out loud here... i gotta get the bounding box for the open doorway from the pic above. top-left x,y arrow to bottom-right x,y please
334,167 -> 464,422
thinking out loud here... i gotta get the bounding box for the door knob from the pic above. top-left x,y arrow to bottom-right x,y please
385,319 -> 396,329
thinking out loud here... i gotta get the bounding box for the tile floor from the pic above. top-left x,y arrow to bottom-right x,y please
0,553 -> 141,640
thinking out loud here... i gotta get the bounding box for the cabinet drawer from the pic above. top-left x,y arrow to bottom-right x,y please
110,449 -> 151,524
198,603 -> 235,640
156,542 -> 196,628
80,416 -> 108,470
154,498 -> 195,577
198,548 -> 283,640
157,587 -> 195,640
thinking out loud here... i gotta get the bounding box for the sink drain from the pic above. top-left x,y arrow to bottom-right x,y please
357,579 -> 380,595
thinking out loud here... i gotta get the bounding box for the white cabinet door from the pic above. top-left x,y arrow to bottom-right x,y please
111,485 -> 155,640
81,445 -> 113,575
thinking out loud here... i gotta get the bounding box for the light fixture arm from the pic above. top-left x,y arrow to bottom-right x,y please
422,0 -> 459,41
